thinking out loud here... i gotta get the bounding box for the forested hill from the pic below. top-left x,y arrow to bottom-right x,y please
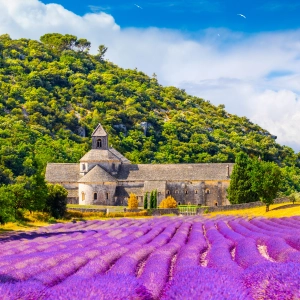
0,33 -> 299,194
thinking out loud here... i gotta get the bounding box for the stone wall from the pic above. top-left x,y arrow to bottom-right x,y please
165,180 -> 230,206
196,197 -> 290,214
78,183 -> 117,206
68,208 -> 107,213
151,208 -> 180,216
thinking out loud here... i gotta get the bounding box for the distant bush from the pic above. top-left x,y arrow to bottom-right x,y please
128,193 -> 138,209
159,196 -> 177,208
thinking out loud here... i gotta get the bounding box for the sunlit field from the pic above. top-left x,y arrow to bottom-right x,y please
1,215 -> 300,299
209,202 -> 300,218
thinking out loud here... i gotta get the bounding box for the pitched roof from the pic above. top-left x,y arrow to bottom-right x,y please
116,163 -> 234,181
92,123 -> 107,137
45,163 -> 80,182
108,147 -> 131,164
80,149 -> 120,162
78,165 -> 117,183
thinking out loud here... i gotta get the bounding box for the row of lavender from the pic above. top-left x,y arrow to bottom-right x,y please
1,216 -> 300,299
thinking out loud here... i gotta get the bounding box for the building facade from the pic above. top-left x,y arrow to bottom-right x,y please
45,124 -> 233,207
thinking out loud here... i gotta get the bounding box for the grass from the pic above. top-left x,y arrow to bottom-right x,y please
2,202 -> 300,234
0,209 -> 151,234
67,204 -> 144,211
209,202 -> 300,218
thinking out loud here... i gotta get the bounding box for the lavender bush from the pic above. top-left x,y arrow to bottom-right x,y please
1,216 -> 300,299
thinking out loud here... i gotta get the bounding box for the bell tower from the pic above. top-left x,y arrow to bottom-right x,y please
92,123 -> 108,150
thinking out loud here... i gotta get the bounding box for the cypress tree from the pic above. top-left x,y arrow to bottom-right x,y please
143,192 -> 148,209
227,152 -> 258,204
154,190 -> 157,208
150,191 -> 154,209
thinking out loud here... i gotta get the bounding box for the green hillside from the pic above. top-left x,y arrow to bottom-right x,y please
0,33 -> 299,195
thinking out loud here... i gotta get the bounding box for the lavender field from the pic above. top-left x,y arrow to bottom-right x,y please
1,216 -> 300,299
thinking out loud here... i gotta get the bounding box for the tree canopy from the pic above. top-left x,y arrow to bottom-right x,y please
228,154 -> 282,210
0,32 -> 298,201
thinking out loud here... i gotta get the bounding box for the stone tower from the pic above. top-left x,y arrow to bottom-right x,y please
92,123 -> 108,150
79,123 -> 121,177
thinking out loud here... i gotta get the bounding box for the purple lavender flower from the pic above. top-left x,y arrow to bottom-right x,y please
0,280 -> 47,300
47,274 -> 152,300
162,266 -> 251,300
242,262 -> 300,299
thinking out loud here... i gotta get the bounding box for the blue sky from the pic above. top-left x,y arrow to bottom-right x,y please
0,0 -> 300,150
41,0 -> 300,32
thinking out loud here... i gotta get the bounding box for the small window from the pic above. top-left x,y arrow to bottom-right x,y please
206,189 -> 210,194
81,192 -> 85,201
94,193 -> 97,200
82,164 -> 86,171
167,190 -> 170,195
215,202 -> 218,206
185,190 -> 188,194
106,193 -> 109,200
97,139 -> 102,148
175,190 -> 179,194
195,190 -> 198,194
112,163 -> 115,171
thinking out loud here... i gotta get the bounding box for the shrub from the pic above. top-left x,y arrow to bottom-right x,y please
159,196 -> 177,208
128,193 -> 138,209
46,184 -> 68,219
48,217 -> 57,224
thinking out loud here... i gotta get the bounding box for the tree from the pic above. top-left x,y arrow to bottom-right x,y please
45,184 -> 68,218
153,190 -> 157,208
251,160 -> 282,212
159,196 -> 177,208
150,191 -> 155,209
0,185 -> 15,224
40,33 -> 77,52
95,45 -> 107,61
289,194 -> 296,204
75,38 -> 91,52
128,192 -> 138,209
227,152 -> 258,204
0,165 -> 12,185
143,192 -> 148,209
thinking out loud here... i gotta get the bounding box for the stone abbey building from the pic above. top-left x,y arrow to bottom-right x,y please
45,124 -> 233,207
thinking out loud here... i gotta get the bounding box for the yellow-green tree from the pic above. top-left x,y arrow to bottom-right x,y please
159,196 -> 177,208
128,193 -> 138,209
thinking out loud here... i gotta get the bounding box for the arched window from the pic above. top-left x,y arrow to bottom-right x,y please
195,190 -> 198,194
185,190 -> 188,194
167,190 -> 170,195
81,192 -> 85,201
206,189 -> 210,194
94,193 -> 97,200
97,139 -> 102,148
215,202 -> 218,206
106,193 -> 109,200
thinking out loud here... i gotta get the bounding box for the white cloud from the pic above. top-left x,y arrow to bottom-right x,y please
0,0 -> 300,151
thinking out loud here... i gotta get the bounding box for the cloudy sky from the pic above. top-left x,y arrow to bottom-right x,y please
1,0 -> 300,151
